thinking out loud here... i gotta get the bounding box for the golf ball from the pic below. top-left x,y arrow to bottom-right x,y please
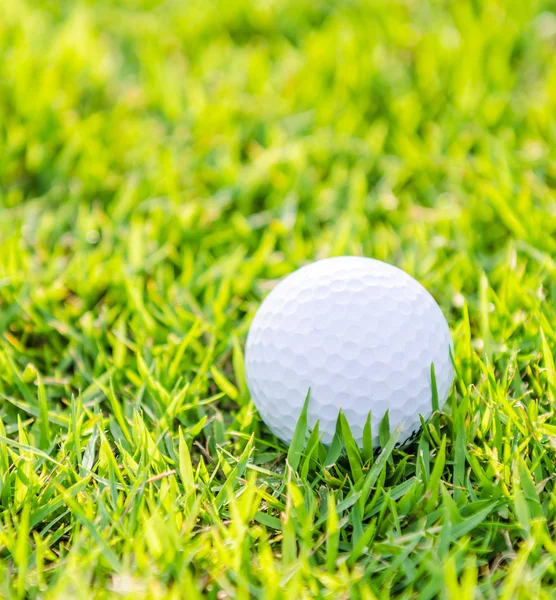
245,257 -> 454,448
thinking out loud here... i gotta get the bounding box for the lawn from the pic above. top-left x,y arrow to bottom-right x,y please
1,0 -> 556,597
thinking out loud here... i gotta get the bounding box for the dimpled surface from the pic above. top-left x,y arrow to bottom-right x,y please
245,257 -> 454,447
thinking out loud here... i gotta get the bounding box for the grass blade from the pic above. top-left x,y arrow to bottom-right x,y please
286,389 -> 310,472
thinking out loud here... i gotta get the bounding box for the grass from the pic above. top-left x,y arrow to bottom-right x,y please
1,0 -> 556,597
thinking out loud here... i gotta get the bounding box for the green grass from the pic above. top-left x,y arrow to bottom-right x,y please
1,0 -> 556,597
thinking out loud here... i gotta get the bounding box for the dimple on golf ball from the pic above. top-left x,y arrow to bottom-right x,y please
245,257 -> 454,448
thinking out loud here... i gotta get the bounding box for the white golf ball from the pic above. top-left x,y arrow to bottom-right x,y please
245,257 -> 454,448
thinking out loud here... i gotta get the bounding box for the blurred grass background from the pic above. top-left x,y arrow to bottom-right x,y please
1,0 -> 556,597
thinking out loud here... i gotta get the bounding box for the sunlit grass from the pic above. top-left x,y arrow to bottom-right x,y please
1,0 -> 556,597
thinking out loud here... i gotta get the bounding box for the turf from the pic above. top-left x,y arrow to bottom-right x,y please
1,0 -> 556,597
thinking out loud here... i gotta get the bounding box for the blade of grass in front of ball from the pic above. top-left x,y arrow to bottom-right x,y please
339,409 -> 363,482
300,420 -> 322,480
362,412 -> 373,463
286,389 -> 310,472
358,427 -> 400,513
324,414 -> 344,468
